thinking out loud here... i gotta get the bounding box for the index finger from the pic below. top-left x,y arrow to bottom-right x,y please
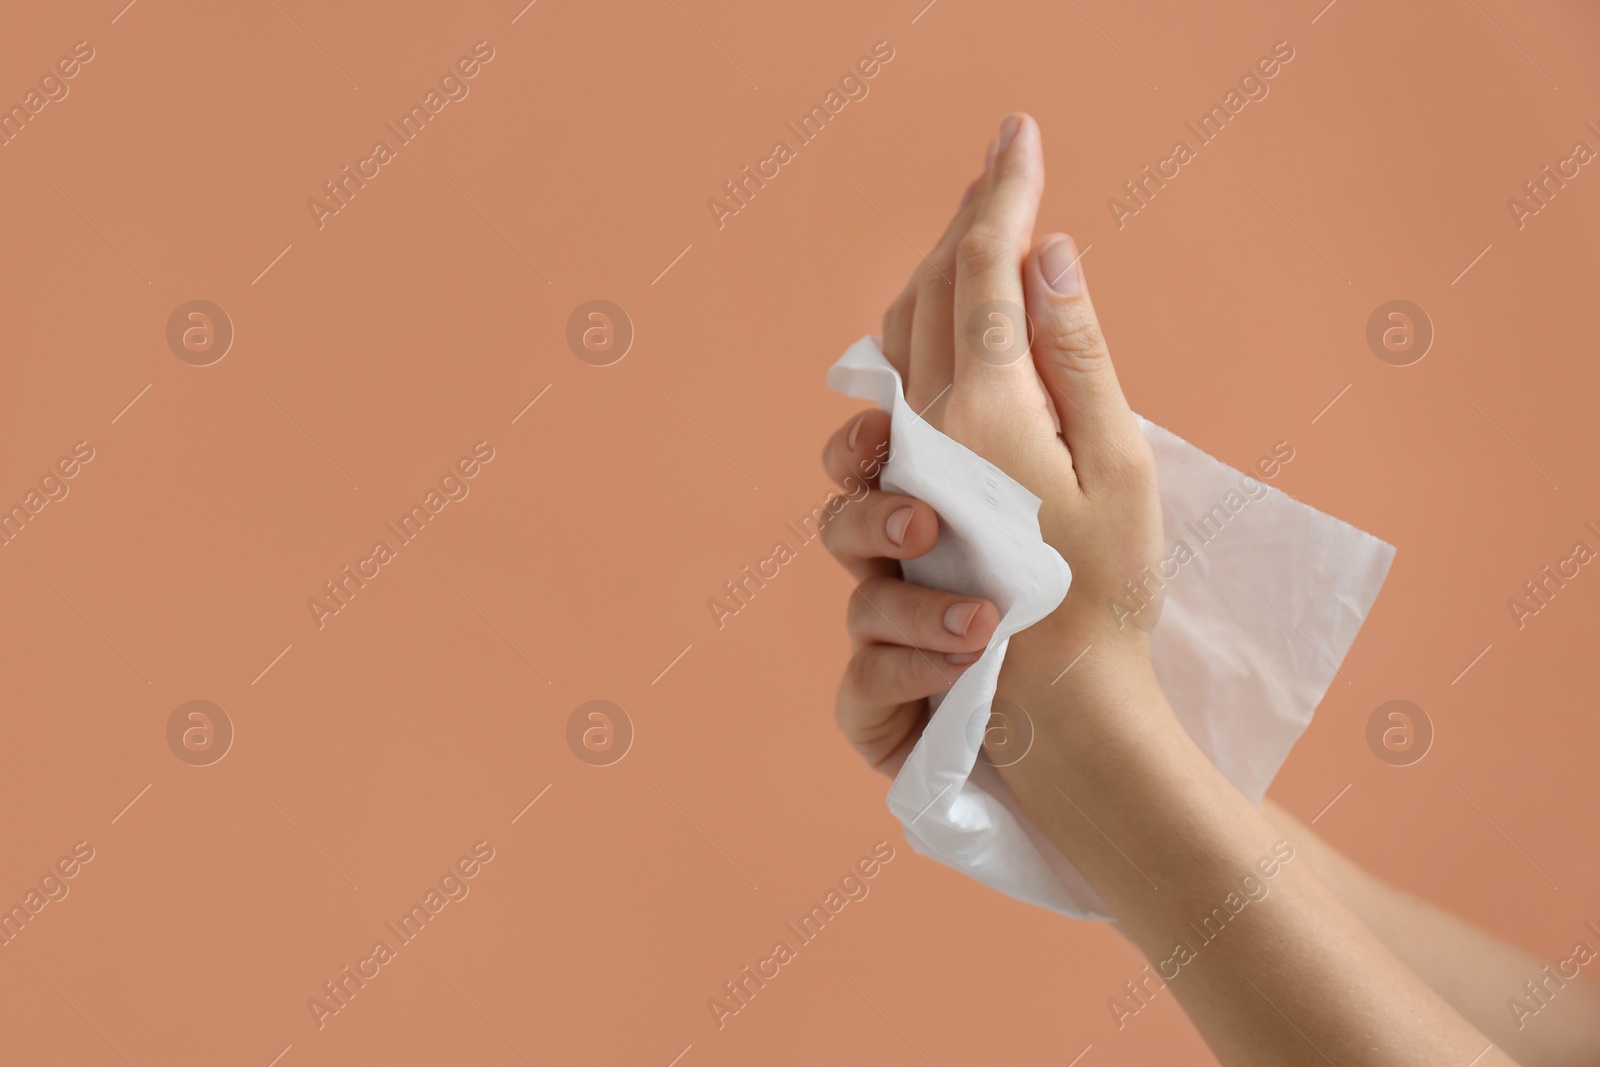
822,408 -> 892,490
819,410 -> 938,580
953,113 -> 1045,389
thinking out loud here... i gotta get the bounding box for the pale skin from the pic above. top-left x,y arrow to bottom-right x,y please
822,112 -> 1600,1067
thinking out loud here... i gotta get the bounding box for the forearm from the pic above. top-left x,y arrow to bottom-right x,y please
1261,800 -> 1600,1067
997,640 -> 1511,1067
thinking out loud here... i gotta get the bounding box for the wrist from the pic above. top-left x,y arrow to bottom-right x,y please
1001,614 -> 1158,707
992,650 -> 1188,855
999,625 -> 1173,760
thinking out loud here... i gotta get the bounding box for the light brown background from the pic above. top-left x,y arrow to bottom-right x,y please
2,1 -> 1598,1064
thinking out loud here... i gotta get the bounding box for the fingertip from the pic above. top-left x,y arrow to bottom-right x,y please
893,502 -> 940,559
1008,112 -> 1039,147
967,600 -> 1000,642
995,112 -> 1042,175
852,407 -> 891,455
1027,232 -> 1064,263
824,408 -> 892,487
1031,233 -> 1085,298
943,599 -> 999,652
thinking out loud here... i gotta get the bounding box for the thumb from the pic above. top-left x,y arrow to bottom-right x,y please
1025,233 -> 1138,483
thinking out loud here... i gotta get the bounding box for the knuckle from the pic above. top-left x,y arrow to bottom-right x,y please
847,577 -> 886,634
956,228 -> 1011,274
943,388 -> 1018,452
908,647 -> 947,692
1042,301 -> 1109,363
909,590 -> 943,641
833,684 -> 866,740
844,584 -> 866,635
818,508 -> 841,551
915,253 -> 951,294
885,646 -> 924,698
859,646 -> 908,703
844,647 -> 877,701
818,501 -> 860,557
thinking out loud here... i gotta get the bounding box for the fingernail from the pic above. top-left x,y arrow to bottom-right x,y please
847,412 -> 866,451
984,137 -> 998,170
997,114 -> 1022,153
945,651 -> 979,666
959,180 -> 977,210
944,602 -> 980,635
1040,235 -> 1083,296
885,506 -> 914,546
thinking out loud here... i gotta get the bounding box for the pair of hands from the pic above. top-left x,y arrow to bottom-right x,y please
822,112 -> 1165,777
819,115 -> 1548,1067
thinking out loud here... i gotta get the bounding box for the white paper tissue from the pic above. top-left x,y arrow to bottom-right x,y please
826,335 -> 1395,920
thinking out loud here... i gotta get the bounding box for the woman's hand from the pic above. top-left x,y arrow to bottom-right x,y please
819,408 -> 999,773
824,111 -> 1170,773
859,112 -> 1166,696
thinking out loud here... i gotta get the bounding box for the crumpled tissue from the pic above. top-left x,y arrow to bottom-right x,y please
826,335 -> 1395,919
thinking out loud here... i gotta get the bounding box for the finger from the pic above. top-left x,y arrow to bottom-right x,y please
887,177 -> 975,400
881,286 -> 915,380
837,694 -> 927,775
884,181 -> 975,392
819,488 -> 939,580
954,113 -> 1045,390
822,409 -> 891,491
1024,233 -> 1142,486
840,643 -> 972,717
906,172 -> 988,412
848,575 -> 998,653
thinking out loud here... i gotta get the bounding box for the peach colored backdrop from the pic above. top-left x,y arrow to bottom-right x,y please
2,1 -> 1597,1064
